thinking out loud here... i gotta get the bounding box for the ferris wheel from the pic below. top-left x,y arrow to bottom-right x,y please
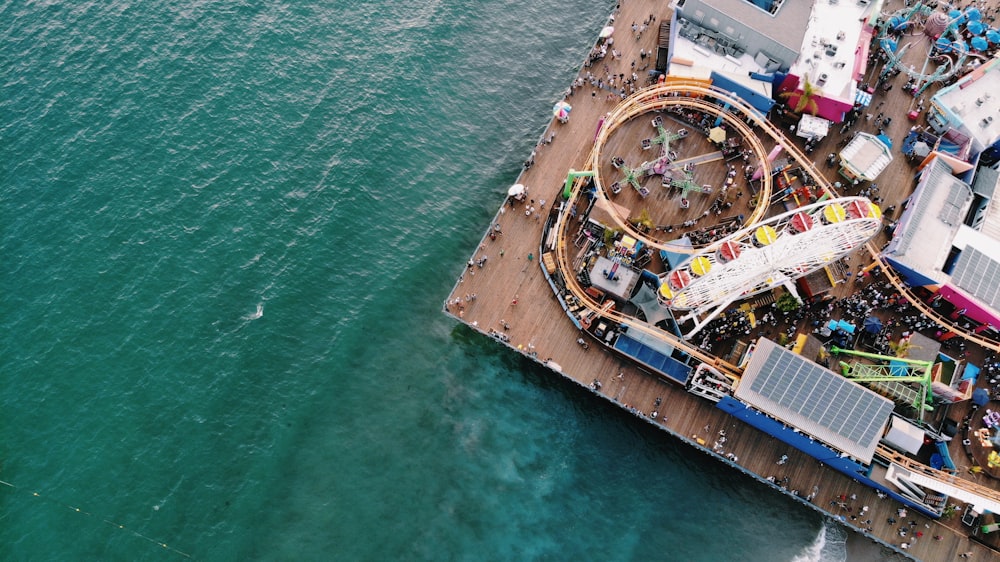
657,197 -> 882,339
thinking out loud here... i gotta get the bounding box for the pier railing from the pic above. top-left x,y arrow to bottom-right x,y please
565,82 -> 1000,354
877,444 -> 1000,505
586,84 -> 777,252
865,249 -> 1000,353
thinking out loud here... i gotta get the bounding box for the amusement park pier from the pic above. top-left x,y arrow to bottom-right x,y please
445,1 -> 1000,559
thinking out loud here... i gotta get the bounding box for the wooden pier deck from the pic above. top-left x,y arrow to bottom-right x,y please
445,1 -> 1000,560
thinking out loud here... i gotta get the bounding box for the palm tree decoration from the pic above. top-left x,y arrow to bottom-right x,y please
603,226 -> 622,247
775,291 -> 802,313
889,337 -> 919,359
780,75 -> 821,116
632,208 -> 655,232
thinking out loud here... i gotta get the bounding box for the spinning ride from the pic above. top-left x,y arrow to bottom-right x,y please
876,3 -> 994,96
610,156 -> 649,197
582,84 -> 778,250
645,116 -> 688,157
666,164 -> 712,208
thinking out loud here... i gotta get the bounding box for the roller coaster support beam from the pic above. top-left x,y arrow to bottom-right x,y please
563,169 -> 594,199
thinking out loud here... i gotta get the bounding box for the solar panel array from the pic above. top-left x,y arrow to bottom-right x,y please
952,247 -> 1000,310
736,339 -> 894,463
938,182 -> 972,226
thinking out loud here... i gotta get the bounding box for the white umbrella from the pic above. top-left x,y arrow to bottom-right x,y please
508,183 -> 526,197
599,26 -> 614,39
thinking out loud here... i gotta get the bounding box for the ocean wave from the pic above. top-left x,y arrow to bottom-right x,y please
791,519 -> 848,562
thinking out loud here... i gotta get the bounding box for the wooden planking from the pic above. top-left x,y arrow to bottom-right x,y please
445,0 -> 1000,559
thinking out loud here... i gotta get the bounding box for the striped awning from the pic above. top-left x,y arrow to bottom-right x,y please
854,88 -> 873,107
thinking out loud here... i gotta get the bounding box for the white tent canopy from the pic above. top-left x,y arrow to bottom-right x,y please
883,416 -> 925,455
840,132 -> 893,181
631,282 -> 672,326
797,114 -> 831,140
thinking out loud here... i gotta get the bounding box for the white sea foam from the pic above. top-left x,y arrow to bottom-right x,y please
791,519 -> 848,562
247,303 -> 264,320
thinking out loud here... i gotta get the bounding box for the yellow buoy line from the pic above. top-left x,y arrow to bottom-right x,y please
0,478 -> 193,559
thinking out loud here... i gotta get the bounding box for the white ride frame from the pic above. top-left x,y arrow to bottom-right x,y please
660,196 -> 882,339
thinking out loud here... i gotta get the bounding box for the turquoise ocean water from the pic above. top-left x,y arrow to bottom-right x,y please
3,0 -> 853,559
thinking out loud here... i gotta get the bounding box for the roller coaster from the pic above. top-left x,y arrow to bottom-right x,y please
542,80 -> 1000,512
552,82 -> 1000,357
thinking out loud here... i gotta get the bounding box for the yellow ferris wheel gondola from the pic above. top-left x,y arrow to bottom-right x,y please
658,284 -> 674,301
690,256 -> 712,276
823,202 -> 846,223
754,225 -> 778,246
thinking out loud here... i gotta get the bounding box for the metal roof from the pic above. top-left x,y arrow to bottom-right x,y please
589,256 -> 640,300
931,56 -> 1000,150
952,246 -> 1000,311
974,166 -> 1000,241
686,0 -> 811,54
735,338 -> 894,464
883,157 -> 973,274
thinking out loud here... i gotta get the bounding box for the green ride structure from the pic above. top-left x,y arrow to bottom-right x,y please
831,346 -> 937,422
